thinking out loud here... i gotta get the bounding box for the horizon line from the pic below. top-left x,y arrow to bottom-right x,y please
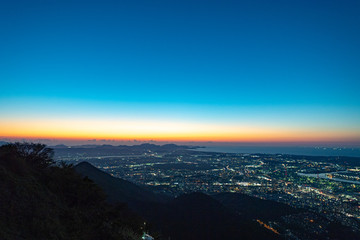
1,137 -> 360,148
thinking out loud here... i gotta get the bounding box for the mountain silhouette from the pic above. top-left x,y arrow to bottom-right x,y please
134,192 -> 279,240
73,162 -> 280,239
0,143 -> 143,240
212,192 -> 302,221
74,161 -> 167,205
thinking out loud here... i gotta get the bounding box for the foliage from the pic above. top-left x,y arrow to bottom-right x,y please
0,143 -> 143,240
0,142 -> 54,169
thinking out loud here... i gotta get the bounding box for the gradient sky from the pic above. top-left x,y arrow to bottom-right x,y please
1,0 -> 360,145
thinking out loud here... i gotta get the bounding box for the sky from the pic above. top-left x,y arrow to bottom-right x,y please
0,0 -> 360,146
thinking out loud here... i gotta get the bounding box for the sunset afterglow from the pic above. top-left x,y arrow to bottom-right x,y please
1,99 -> 359,144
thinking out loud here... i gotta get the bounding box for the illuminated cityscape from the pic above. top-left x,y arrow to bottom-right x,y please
55,144 -> 360,238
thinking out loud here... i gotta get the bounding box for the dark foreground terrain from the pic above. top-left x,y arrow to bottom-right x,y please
0,143 -> 143,240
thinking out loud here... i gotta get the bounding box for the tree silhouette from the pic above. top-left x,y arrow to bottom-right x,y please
0,142 -> 143,240
0,142 -> 54,169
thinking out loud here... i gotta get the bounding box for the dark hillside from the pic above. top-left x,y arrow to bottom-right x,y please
73,162 -> 280,240
74,161 -> 167,205
133,192 -> 280,240
0,143 -> 143,240
213,192 -> 302,221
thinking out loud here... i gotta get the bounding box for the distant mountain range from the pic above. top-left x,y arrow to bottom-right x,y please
54,143 -> 200,158
52,143 -> 199,150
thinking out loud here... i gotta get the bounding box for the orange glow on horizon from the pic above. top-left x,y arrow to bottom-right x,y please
1,118 -> 359,143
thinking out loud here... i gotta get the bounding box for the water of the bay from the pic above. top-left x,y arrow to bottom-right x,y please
194,146 -> 360,157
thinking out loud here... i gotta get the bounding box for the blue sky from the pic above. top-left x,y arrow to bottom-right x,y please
0,0 -> 359,144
